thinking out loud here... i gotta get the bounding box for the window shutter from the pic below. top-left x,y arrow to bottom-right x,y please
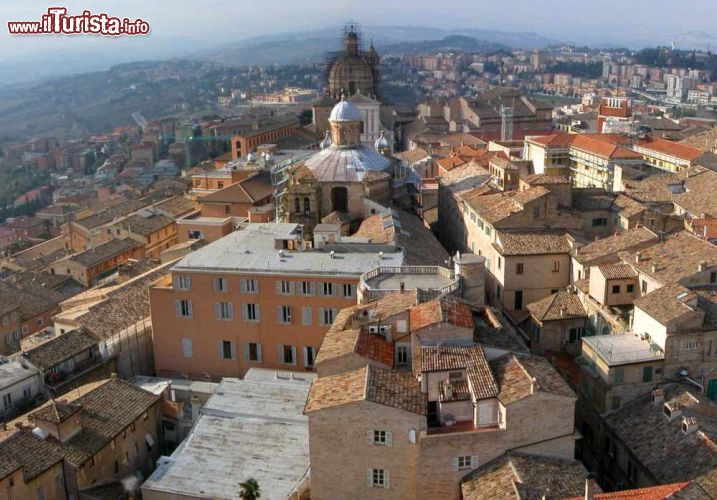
213,279 -> 219,292
214,303 -> 221,320
451,457 -> 459,472
275,280 -> 282,294
366,469 -> 373,487
279,346 -> 285,364
302,306 -> 312,326
367,430 -> 374,445
384,470 -> 390,489
309,282 -> 315,296
230,342 -> 236,360
240,279 -> 247,293
242,304 -> 248,321
276,305 -> 283,323
227,303 -> 233,320
303,347 -> 309,368
218,341 -> 223,359
471,455 -> 479,469
243,343 -> 250,361
187,301 -> 193,318
289,281 -> 295,295
174,300 -> 181,317
255,305 -> 260,321
385,431 -> 392,447
257,343 -> 262,362
291,346 -> 296,365
318,307 -> 325,325
172,276 -> 179,289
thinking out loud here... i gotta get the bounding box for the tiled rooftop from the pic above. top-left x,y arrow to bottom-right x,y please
409,297 -> 474,331
462,186 -> 550,226
598,263 -> 638,280
495,230 -> 572,256
64,237 -> 140,268
527,291 -> 587,322
22,328 -> 97,371
490,354 -> 575,405
305,365 -> 427,415
633,283 -> 699,327
461,452 -> 592,500
574,227 -> 659,266
421,344 -> 499,400
605,385 -> 717,484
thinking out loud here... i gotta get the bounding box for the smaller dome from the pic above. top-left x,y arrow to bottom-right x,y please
329,98 -> 362,122
374,130 -> 389,150
320,131 -> 332,150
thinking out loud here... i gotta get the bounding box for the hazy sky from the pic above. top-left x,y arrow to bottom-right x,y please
0,0 -> 715,81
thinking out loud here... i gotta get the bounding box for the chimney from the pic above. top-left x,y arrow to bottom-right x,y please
682,416 -> 698,435
635,252 -> 642,263
664,401 -> 682,421
560,307 -> 566,318
584,478 -> 597,500
651,262 -> 658,273
651,388 -> 664,405
14,422 -> 23,430
698,261 -> 708,272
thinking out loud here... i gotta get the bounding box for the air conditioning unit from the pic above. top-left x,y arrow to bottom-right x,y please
379,325 -> 391,334
368,325 -> 379,334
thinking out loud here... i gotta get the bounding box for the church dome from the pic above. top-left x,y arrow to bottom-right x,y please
329,99 -> 363,122
374,130 -> 389,150
328,56 -> 374,98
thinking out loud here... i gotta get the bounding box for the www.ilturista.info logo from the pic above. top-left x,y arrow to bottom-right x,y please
8,8 -> 150,36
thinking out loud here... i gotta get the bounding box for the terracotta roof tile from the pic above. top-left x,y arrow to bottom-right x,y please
495,230 -> 572,256
355,331 -> 395,367
421,344 -> 499,400
23,328 -> 98,371
598,263 -> 638,280
490,354 -> 574,405
462,186 -> 550,226
409,297 -> 474,331
527,291 -> 586,322
581,482 -> 690,499
574,227 -> 659,267
633,283 -> 698,326
635,137 -> 705,161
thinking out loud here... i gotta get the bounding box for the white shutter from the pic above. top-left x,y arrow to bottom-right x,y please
309,282 -> 315,296
213,279 -> 219,292
289,281 -> 295,295
218,341 -> 224,359
230,342 -> 236,360
367,430 -> 374,445
275,280 -> 282,294
174,300 -> 181,317
318,307 -> 325,325
279,346 -> 285,364
187,301 -> 193,318
276,305 -> 283,323
255,304 -> 260,321
242,304 -> 248,321
471,456 -> 479,469
243,343 -> 250,361
240,279 -> 247,292
227,303 -> 233,320
186,276 -> 192,289
384,470 -> 390,489
214,303 -> 221,320
257,343 -> 262,362
451,457 -> 459,472
302,306 -> 312,326
366,469 -> 373,487
172,276 -> 179,289
385,431 -> 392,447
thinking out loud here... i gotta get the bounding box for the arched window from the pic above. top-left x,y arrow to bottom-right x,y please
303,197 -> 310,214
294,197 -> 301,213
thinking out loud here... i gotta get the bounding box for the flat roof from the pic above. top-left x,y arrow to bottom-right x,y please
173,222 -> 403,276
365,271 -> 454,291
141,369 -> 315,500
583,334 -> 664,366
0,358 -> 37,389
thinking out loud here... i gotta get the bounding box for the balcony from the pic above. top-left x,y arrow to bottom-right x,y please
582,334 -> 664,367
358,265 -> 459,302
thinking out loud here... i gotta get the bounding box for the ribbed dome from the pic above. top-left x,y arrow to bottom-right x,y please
328,56 -> 375,97
329,99 -> 363,122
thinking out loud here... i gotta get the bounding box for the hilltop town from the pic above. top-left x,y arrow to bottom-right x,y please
2,22 -> 717,500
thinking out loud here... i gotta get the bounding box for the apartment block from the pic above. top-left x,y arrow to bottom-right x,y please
150,223 -> 408,379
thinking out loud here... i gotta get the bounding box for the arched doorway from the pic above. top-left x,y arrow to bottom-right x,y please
331,187 -> 348,212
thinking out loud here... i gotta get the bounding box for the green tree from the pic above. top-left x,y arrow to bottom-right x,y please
238,478 -> 261,500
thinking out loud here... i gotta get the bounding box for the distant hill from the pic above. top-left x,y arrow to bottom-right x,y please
193,25 -> 556,67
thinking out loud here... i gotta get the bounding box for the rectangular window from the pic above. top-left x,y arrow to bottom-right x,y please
485,226 -> 492,236
641,280 -> 648,293
516,263 -> 524,274
302,306 -> 312,326
240,278 -> 259,294
457,456 -> 473,470
175,300 -> 193,318
304,346 -> 316,368
643,366 -> 653,382
552,261 -> 560,273
627,284 -> 634,293
319,308 -> 337,326
243,304 -> 260,322
343,283 -> 354,298
173,275 -> 191,290
245,342 -> 262,362
300,281 -> 315,296
569,328 -> 582,343
2,393 -> 11,410
614,367 -> 625,384
215,302 -> 233,320
711,271 -> 717,283
497,257 -> 501,270
371,430 -> 392,445
282,345 -> 296,365
369,469 -> 389,489
23,387 -> 32,399
219,340 -> 235,360
396,345 -> 409,366
182,338 -> 193,358
278,305 -> 292,324
214,278 -> 228,292
612,285 -> 621,294
322,282 -> 334,296
277,280 -> 293,295
533,206 -> 540,217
